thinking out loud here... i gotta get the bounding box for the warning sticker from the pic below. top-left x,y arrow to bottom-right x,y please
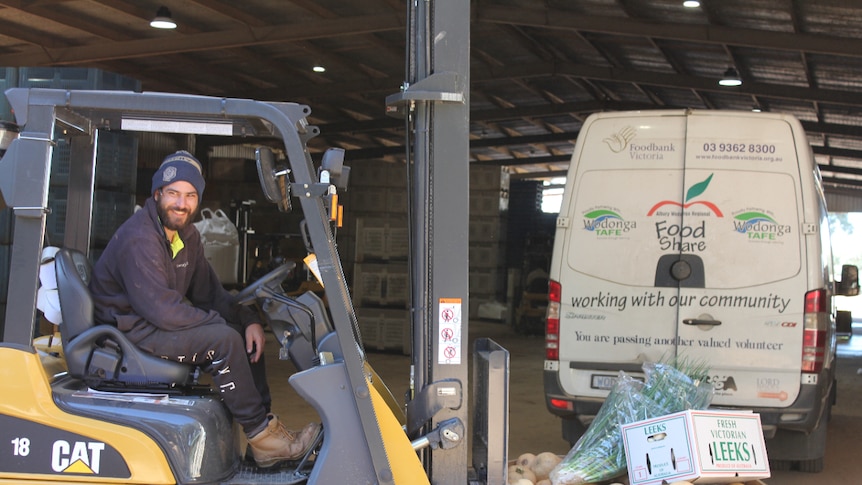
438,298 -> 462,364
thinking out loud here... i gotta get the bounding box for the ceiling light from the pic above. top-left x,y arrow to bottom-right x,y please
719,67 -> 742,87
150,6 -> 177,29
752,106 -> 762,113
683,1 -> 701,7
312,65 -> 326,73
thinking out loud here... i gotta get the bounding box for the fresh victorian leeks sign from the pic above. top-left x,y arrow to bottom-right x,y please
621,409 -> 770,485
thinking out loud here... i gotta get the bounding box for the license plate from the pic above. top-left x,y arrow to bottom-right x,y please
591,373 -> 644,390
591,374 -> 619,390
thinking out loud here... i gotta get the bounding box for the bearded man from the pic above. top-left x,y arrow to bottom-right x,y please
89,150 -> 319,467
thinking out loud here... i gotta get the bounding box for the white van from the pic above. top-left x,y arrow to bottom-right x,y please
543,109 -> 859,472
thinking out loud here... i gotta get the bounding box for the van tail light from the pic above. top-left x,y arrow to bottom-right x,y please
546,280 -> 561,361
802,289 -> 828,373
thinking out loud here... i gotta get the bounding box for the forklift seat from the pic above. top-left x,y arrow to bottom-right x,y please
54,248 -> 194,390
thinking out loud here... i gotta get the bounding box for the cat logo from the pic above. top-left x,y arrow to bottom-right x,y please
52,440 -> 105,474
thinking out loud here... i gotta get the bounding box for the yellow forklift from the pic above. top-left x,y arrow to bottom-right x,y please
0,2 -> 510,484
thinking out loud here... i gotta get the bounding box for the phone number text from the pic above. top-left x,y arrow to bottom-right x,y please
702,143 -> 777,154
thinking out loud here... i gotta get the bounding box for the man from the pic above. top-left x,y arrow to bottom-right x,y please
89,150 -> 319,468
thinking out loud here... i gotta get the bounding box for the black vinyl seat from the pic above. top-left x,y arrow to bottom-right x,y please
54,248 -> 193,390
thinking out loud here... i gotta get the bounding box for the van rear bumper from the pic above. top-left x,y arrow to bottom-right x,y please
745,381 -> 831,438
543,369 -> 832,437
544,369 -> 604,418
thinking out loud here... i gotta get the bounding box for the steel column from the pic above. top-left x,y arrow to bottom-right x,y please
405,0 -> 471,482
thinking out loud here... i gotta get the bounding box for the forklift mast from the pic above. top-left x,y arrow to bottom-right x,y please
385,0 -> 490,483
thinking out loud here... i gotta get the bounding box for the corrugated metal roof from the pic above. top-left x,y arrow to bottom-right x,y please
0,0 -> 861,191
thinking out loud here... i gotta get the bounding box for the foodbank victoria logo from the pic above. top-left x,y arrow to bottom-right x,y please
602,126 -> 636,153
646,173 -> 723,217
733,210 -> 791,241
582,208 -> 636,236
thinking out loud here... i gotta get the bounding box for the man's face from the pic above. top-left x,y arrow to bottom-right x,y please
154,180 -> 200,231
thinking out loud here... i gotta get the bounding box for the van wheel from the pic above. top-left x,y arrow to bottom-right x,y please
796,457 -> 824,473
766,411 -> 828,473
837,310 -> 852,334
561,416 -> 587,447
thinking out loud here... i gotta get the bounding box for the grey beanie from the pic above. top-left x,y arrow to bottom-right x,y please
152,150 -> 205,197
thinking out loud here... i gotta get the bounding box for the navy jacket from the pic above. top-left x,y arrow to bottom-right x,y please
90,197 -> 255,344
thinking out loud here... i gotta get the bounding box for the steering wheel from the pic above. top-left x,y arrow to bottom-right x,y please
234,261 -> 296,305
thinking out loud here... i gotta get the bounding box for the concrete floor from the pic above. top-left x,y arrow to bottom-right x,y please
267,319 -> 862,483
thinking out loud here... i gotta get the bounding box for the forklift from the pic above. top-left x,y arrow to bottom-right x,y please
0,2 -> 509,484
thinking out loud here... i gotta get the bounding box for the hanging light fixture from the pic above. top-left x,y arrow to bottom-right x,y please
150,6 -> 177,29
719,67 -> 742,87
683,1 -> 701,7
312,64 -> 326,73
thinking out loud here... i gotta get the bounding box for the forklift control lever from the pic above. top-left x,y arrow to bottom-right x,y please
410,418 -> 464,451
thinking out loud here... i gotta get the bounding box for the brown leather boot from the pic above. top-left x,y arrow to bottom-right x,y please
247,414 -> 321,468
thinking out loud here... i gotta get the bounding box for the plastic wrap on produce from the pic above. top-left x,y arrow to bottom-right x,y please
550,361 -> 713,485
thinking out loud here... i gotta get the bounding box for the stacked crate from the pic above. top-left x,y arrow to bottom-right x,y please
47,131 -> 138,250
4,67 -> 140,126
343,161 -> 411,354
18,67 -> 141,92
0,68 -> 18,122
468,165 -> 508,319
23,68 -> 142,256
341,161 -> 510,347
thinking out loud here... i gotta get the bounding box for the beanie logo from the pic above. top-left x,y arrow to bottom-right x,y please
163,166 -> 177,183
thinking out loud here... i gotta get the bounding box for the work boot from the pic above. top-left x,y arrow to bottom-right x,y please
247,414 -> 321,468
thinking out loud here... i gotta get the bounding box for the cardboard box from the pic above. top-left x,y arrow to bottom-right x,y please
621,409 -> 770,484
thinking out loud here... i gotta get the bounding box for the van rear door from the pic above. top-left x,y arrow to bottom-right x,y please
675,112 -> 805,408
556,112 -> 689,399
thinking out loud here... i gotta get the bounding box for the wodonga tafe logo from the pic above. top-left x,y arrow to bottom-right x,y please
732,210 -> 791,241
582,208 -> 636,237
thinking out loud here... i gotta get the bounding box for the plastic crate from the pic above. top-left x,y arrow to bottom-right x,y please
469,242 -> 503,269
470,189 -> 506,216
384,264 -> 409,308
46,186 -> 68,245
469,216 -> 503,243
353,262 -> 410,308
354,217 -> 409,262
353,263 -> 386,307
50,131 -> 138,190
92,190 -> 134,244
355,307 -> 410,354
469,268 -> 502,296
19,67 -> 141,92
355,222 -> 387,261
349,161 -> 405,188
470,165 -> 509,191
50,138 -> 72,186
386,225 -> 409,260
0,67 -> 18,122
350,189 -> 388,213
95,131 -> 138,190
385,188 -> 408,213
